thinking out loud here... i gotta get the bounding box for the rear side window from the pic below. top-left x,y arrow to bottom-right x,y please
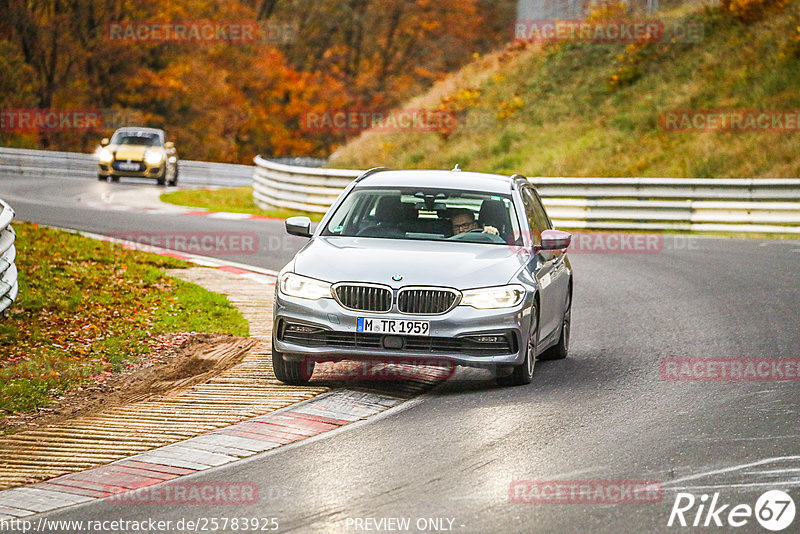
521,187 -> 550,246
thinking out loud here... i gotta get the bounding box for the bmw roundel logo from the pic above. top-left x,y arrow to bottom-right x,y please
392,274 -> 403,281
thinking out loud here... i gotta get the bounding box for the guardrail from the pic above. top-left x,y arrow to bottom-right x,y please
0,198 -> 18,317
252,157 -> 800,234
0,147 -> 252,187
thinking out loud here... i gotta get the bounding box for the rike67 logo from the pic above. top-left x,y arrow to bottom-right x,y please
668,490 -> 795,531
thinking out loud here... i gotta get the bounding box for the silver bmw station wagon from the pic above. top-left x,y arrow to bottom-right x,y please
272,168 -> 573,386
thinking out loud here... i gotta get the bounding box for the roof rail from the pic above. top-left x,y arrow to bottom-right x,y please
355,167 -> 390,182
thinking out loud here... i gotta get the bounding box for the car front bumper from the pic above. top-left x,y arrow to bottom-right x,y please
273,290 -> 534,369
99,161 -> 165,178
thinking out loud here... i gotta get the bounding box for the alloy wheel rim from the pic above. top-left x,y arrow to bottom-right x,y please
562,293 -> 571,352
527,312 -> 537,377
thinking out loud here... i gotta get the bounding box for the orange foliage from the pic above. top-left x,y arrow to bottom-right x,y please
0,0 -> 514,161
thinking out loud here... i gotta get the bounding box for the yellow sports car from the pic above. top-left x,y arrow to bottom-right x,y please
97,127 -> 178,186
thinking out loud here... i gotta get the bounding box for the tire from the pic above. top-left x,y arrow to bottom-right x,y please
272,348 -> 314,385
110,176 -> 120,182
98,174 -> 107,181
156,171 -> 166,186
540,289 -> 571,361
497,305 -> 537,386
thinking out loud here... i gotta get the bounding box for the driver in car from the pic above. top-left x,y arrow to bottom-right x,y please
450,208 -> 499,236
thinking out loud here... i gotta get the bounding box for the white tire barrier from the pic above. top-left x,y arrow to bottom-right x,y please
0,198 -> 18,316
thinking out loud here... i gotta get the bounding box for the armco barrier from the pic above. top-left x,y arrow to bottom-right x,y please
0,198 -> 18,316
0,147 -> 252,187
252,157 -> 800,234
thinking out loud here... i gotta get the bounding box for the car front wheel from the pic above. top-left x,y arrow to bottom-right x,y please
540,290 -> 570,361
497,305 -> 537,386
272,348 -> 314,385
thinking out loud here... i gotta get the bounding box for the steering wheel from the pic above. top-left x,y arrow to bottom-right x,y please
447,230 -> 505,243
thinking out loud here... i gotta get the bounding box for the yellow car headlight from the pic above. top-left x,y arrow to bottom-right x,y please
144,148 -> 165,165
98,148 -> 114,164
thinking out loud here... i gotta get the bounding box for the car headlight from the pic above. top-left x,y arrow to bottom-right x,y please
144,148 -> 165,165
279,273 -> 332,300
98,148 -> 114,164
460,284 -> 525,309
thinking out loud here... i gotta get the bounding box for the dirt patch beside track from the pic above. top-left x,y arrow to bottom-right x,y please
1,333 -> 256,434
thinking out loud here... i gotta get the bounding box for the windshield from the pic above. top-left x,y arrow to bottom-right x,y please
322,187 -> 522,245
112,134 -> 161,146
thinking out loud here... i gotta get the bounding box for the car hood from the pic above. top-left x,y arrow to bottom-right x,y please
293,236 -> 529,289
111,145 -> 149,160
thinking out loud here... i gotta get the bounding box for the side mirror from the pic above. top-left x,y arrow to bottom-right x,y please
535,229 -> 571,251
165,141 -> 174,149
285,216 -> 312,238
100,138 -> 110,146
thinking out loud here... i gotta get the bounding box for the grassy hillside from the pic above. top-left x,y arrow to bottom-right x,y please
330,2 -> 800,177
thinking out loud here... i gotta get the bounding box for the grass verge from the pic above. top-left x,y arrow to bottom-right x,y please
0,223 -> 249,417
330,3 -> 800,178
160,187 -> 324,222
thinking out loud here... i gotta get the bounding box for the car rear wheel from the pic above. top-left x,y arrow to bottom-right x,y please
110,176 -> 120,182
97,174 -> 107,181
272,348 -> 314,385
497,305 -> 537,386
540,290 -> 570,361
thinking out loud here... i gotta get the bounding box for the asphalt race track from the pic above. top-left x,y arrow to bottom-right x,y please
2,173 -> 799,533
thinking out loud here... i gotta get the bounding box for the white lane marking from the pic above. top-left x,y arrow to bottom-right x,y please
662,456 -> 800,487
681,434 -> 800,442
743,468 -> 800,475
669,479 -> 800,492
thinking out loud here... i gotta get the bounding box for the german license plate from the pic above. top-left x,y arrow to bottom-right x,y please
357,317 -> 430,336
118,162 -> 140,170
